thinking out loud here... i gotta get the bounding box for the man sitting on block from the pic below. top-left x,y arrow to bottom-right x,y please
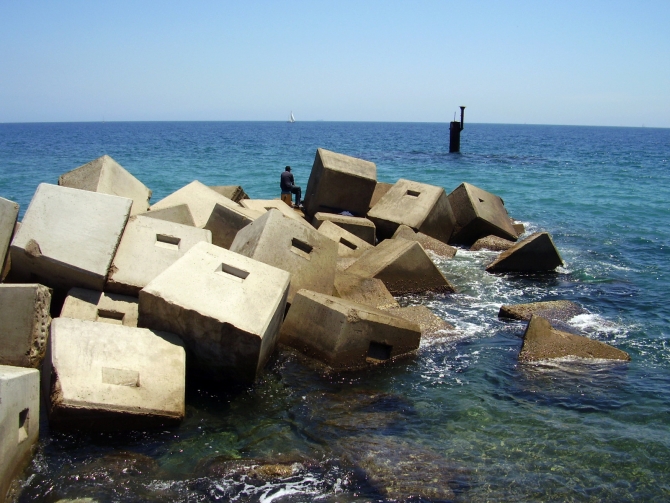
280,166 -> 302,208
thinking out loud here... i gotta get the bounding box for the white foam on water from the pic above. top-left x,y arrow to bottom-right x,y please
568,313 -> 631,339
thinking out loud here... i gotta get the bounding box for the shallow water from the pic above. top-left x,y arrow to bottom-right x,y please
1,122 -> 669,501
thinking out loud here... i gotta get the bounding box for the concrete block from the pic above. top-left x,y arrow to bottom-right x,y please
61,287 -> 139,327
498,300 -> 587,323
369,182 -> 393,211
368,179 -> 455,243
304,148 -> 377,217
382,306 -> 457,339
317,221 -> 373,258
140,204 -> 196,227
392,224 -> 457,259
58,155 -> 151,216
139,242 -> 290,383
519,315 -> 630,362
511,220 -> 525,236
107,215 -> 212,296
0,284 -> 51,368
203,203 -> 261,249
333,272 -> 399,310
9,184 -> 131,291
44,317 -> 186,430
230,210 -> 338,303
0,366 -> 40,502
470,235 -> 516,252
312,212 -> 376,244
240,199 -> 310,227
0,197 -> 19,275
280,290 -> 421,370
209,185 -> 249,203
346,238 -> 455,295
486,232 -> 563,273
447,182 -> 517,245
150,180 -> 255,228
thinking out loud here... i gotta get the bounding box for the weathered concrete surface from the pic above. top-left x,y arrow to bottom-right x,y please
519,315 -> 631,362
512,220 -> 525,236
209,185 -> 249,203
333,272 -> 399,310
499,300 -> 587,323
280,290 -> 421,370
0,284 -> 51,368
230,210 -> 338,303
139,242 -> 290,383
107,215 -> 212,296
58,155 -> 151,216
9,184 -> 131,291
382,305 -> 457,339
312,212 -> 376,244
368,179 -> 455,243
304,148 -> 377,217
44,317 -> 186,430
61,287 -> 139,327
140,204 -> 196,227
470,234 -> 516,251
0,366 -> 40,503
240,199 -> 310,227
392,224 -> 457,259
346,238 -> 455,295
447,182 -> 517,245
317,221 -> 373,258
203,202 -> 262,249
0,197 -> 19,276
150,180 -> 252,228
486,232 -> 563,273
368,182 -> 393,211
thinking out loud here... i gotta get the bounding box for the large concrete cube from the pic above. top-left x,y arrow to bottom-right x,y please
333,272 -> 399,310
368,179 -> 455,243
230,210 -> 338,303
9,184 -> 131,291
447,182 -> 517,245
368,181 -> 393,211
280,290 -> 421,371
0,284 -> 51,368
44,317 -> 186,431
486,232 -> 563,273
209,185 -> 249,203
345,238 -> 455,295
151,180 -> 255,228
58,155 -> 151,216
140,204 -> 196,227
0,197 -> 19,274
107,215 -> 212,296
61,288 -> 139,327
304,148 -> 377,217
317,221 -> 373,259
204,202 -> 262,249
0,366 -> 40,502
312,212 -> 376,244
241,199 -> 310,227
139,242 -> 290,383
392,224 -> 457,259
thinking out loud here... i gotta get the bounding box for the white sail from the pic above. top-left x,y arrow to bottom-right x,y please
289,112 -> 295,123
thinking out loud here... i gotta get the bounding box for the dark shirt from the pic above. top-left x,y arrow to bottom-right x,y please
280,171 -> 295,191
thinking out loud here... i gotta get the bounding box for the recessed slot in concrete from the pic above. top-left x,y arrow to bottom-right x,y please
406,190 -> 421,197
155,234 -> 181,250
367,341 -> 392,362
97,309 -> 125,325
290,238 -> 313,260
339,237 -> 358,250
18,408 -> 29,443
479,198 -> 485,203
215,262 -> 250,282
102,367 -> 140,387
264,207 -> 274,211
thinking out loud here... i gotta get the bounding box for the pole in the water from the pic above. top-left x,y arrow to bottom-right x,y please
449,106 -> 466,153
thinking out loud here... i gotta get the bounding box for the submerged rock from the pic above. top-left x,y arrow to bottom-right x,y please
470,234 -> 516,251
519,315 -> 631,362
499,300 -> 587,323
382,305 -> 458,339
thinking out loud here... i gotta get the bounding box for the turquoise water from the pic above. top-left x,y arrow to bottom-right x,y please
1,122 -> 669,502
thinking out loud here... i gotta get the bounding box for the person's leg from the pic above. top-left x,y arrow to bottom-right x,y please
291,185 -> 302,206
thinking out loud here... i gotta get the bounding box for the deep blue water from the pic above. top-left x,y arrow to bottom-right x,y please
1,122 -> 669,502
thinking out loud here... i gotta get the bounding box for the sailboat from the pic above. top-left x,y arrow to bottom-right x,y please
288,111 -> 295,123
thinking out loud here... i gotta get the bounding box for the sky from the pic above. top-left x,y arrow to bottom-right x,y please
1,1 -> 668,126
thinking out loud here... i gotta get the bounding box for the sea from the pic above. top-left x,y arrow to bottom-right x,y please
1,121 -> 669,502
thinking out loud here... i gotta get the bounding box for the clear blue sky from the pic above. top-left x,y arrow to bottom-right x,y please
1,1 -> 668,126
